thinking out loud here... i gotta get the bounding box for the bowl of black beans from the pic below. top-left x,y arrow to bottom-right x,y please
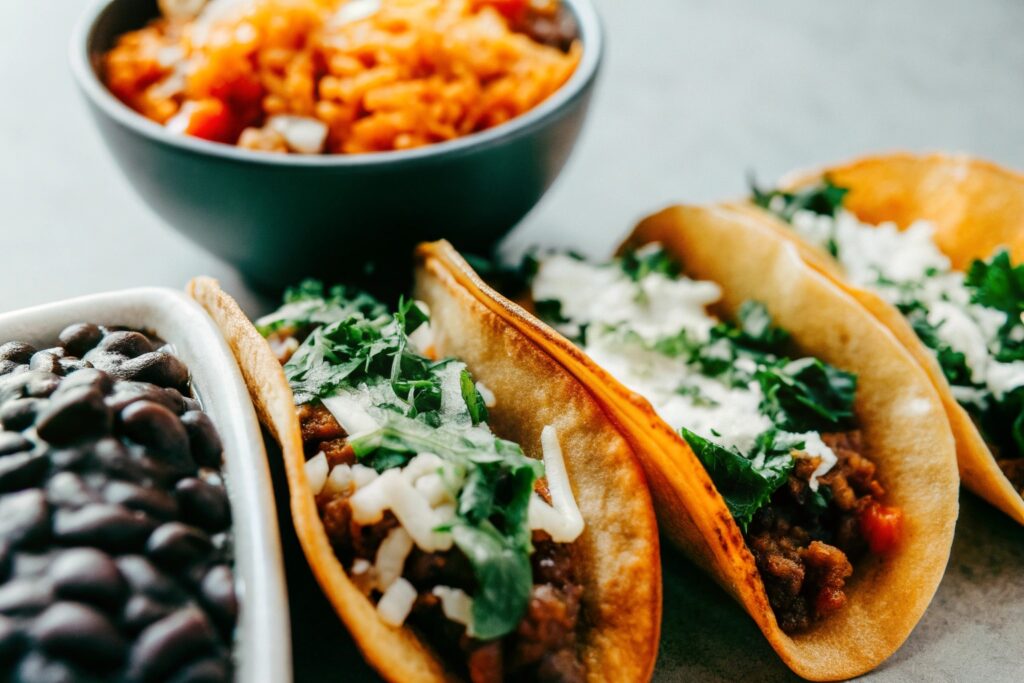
0,288 -> 290,682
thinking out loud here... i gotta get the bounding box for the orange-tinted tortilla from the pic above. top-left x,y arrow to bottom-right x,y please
426,208 -> 959,680
188,275 -> 661,683
762,152 -> 1024,525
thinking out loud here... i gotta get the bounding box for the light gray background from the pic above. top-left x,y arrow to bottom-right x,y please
2,1 -> 1023,680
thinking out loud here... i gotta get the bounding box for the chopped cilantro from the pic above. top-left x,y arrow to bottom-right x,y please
751,175 -> 849,222
756,357 -> 857,433
620,245 -> 681,282
680,428 -> 794,530
263,285 -> 545,640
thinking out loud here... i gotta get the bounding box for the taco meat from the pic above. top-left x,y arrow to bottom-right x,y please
265,297 -> 586,682
748,431 -> 888,632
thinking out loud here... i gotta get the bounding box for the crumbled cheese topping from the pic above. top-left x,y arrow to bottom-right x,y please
532,252 -> 838,487
790,208 -> 1024,400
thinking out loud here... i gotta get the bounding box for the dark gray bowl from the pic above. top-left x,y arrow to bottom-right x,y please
71,0 -> 603,291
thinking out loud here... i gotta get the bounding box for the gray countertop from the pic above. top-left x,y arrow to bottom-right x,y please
2,0 -> 1023,680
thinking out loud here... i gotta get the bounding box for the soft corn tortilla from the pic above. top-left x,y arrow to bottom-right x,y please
755,152 -> 1024,525
430,209 -> 959,680
188,274 -> 661,683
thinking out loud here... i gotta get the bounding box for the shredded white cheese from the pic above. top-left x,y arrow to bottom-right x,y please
324,464 -> 354,496
527,427 -> 585,543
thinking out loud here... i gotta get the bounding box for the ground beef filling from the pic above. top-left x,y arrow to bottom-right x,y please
745,431 -> 887,633
302,403 -> 585,683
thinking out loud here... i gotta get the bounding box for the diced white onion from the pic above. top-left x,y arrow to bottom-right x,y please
475,382 -> 496,408
432,586 -> 473,628
527,426 -> 584,543
374,527 -> 413,591
350,467 -> 452,552
323,394 -> 379,438
304,452 -> 329,495
376,577 -> 417,627
350,469 -> 398,524
415,473 -> 450,507
352,464 -> 379,488
324,464 -> 354,495
401,453 -> 443,483
267,115 -> 329,154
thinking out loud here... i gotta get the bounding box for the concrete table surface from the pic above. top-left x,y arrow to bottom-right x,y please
2,0 -> 1023,680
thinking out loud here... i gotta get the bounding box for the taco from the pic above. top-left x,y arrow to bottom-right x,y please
425,207 -> 959,680
188,272 -> 661,683
749,152 -> 1024,523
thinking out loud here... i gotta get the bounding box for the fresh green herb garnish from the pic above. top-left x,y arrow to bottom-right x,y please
255,279 -> 387,335
680,428 -> 796,530
966,249 -> 1024,361
620,246 -> 681,282
751,175 -> 849,222
264,286 -> 545,639
756,357 -> 857,433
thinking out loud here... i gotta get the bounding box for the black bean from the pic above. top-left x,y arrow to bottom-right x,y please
52,503 -> 156,552
115,555 -> 183,604
0,490 -> 49,548
30,601 -> 127,666
0,452 -> 49,493
175,478 -> 230,533
0,578 -> 54,616
29,352 -> 63,376
122,594 -> 175,633
106,381 -> 184,415
58,358 -> 92,375
45,472 -> 96,509
88,438 -> 150,483
180,411 -> 223,469
0,397 -> 46,431
126,607 -> 217,682
13,650 -> 101,683
94,331 -> 154,359
146,523 -> 211,570
199,565 -> 236,627
14,551 -> 55,579
0,613 -> 24,662
24,371 -> 62,399
120,401 -> 194,474
168,657 -> 230,683
0,432 -> 31,456
57,367 -> 113,396
0,342 -> 35,364
59,323 -> 103,357
121,352 -> 190,392
104,481 -> 179,520
48,445 -> 92,472
50,548 -> 125,608
0,360 -> 20,375
182,397 -> 201,413
35,387 -> 112,445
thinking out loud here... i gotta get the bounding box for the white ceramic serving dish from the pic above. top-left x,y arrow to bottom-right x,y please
0,287 -> 291,683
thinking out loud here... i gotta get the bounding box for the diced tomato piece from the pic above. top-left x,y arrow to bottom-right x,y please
480,0 -> 529,23
180,99 -> 234,143
858,502 -> 903,554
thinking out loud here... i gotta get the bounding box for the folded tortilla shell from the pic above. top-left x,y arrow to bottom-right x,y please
759,152 -> 1024,525
426,209 -> 958,680
189,274 -> 661,683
